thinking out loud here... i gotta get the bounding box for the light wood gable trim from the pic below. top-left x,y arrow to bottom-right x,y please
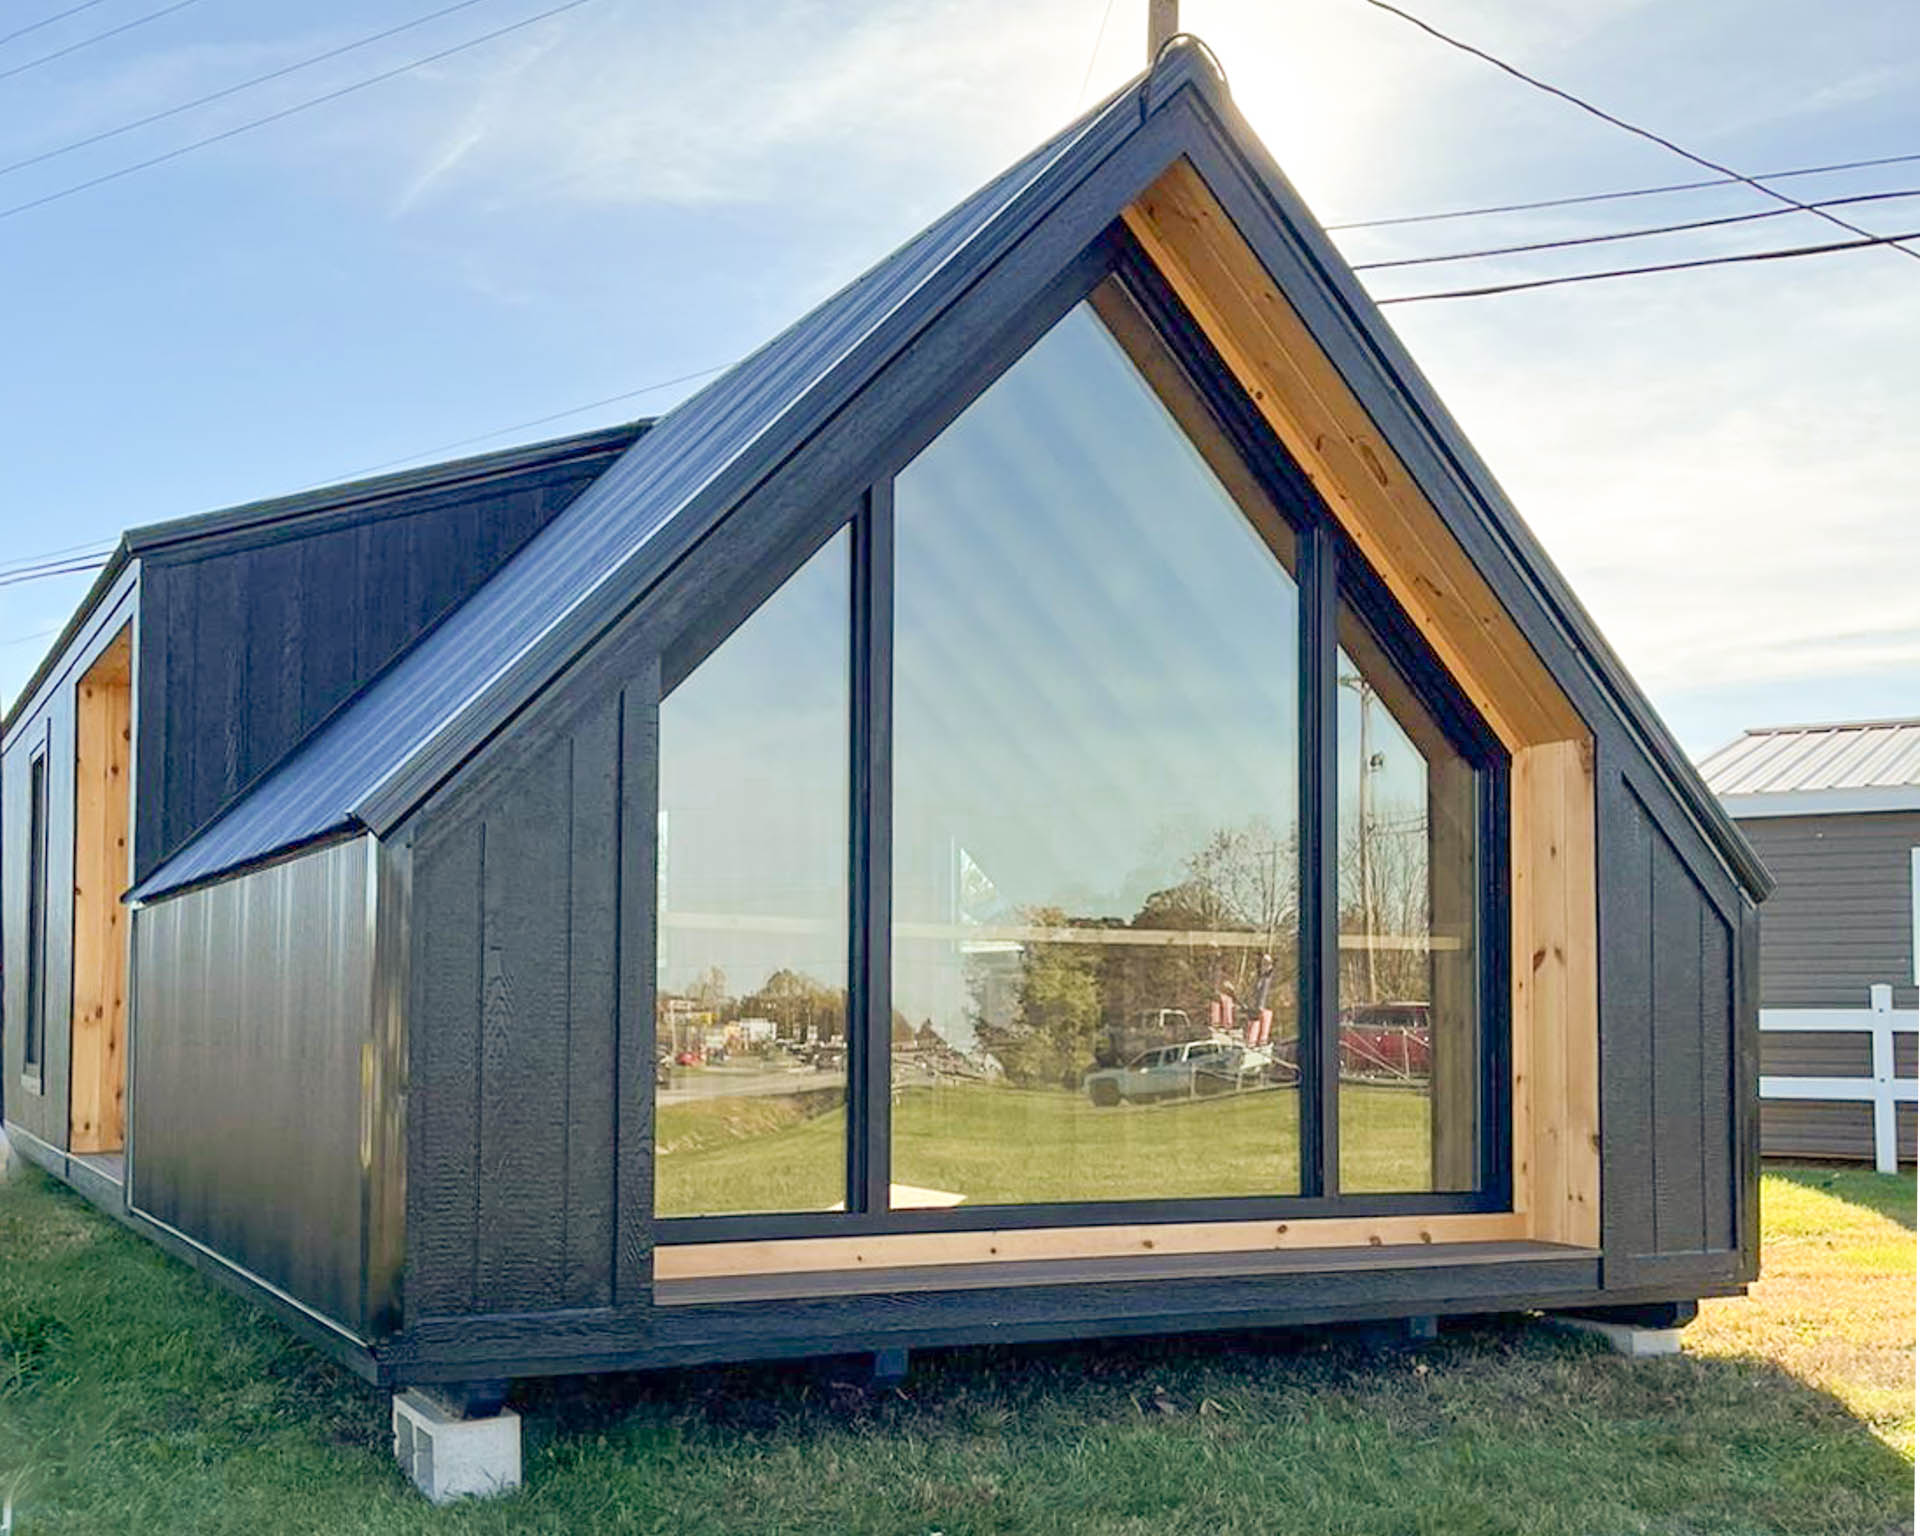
70,624 -> 132,1155
1124,159 -> 1599,1251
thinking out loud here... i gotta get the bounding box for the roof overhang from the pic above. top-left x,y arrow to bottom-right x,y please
1720,786 -> 1920,819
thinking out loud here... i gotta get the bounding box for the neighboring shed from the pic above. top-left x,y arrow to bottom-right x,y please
6,43 -> 1769,1398
1702,719 -> 1919,1168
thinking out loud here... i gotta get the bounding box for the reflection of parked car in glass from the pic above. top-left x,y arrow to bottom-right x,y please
1338,1002 -> 1431,1082
1084,1038 -> 1279,1106
1093,1007 -> 1210,1069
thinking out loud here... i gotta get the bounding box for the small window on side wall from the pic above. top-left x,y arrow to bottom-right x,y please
24,745 -> 49,1078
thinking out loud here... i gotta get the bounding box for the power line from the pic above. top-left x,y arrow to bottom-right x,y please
0,549 -> 115,580
1325,150 -> 1920,232
0,0 -> 496,183
0,0 -> 602,224
1354,186 -> 1920,271
1362,0 -> 1920,264
0,1 -> 113,51
1074,0 -> 1118,107
1378,227 -> 1920,304
0,361 -> 735,592
0,0 -> 200,84
334,362 -> 730,480
0,556 -> 112,588
0,536 -> 117,577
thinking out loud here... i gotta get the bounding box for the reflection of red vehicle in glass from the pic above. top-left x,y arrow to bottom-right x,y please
1338,1002 -> 1431,1083
675,1049 -> 702,1068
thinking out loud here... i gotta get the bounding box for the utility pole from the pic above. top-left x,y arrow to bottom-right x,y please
1149,0 -> 1179,62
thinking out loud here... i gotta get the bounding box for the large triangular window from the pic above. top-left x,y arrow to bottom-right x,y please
655,238 -> 1506,1234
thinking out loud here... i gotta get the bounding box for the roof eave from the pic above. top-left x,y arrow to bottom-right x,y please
1720,785 -> 1920,819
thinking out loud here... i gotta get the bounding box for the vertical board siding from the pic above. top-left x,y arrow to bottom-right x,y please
1602,771 -> 1742,1276
129,838 -> 380,1333
132,453 -> 621,884
476,737 -> 573,1310
1698,899 -> 1734,1252
406,690 -> 626,1320
407,819 -> 485,1317
565,702 -> 622,1309
1650,844 -> 1707,1254
1736,811 -> 1920,1011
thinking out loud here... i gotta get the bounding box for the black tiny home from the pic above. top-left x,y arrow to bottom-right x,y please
4,45 -> 1770,1394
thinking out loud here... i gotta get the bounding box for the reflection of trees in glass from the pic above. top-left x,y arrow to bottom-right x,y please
953,817 -> 1300,1086
658,966 -> 849,1055
1339,808 -> 1433,1008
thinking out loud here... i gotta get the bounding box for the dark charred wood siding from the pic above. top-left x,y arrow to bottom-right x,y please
132,445 -> 629,884
403,681 -> 638,1321
1598,760 -> 1746,1287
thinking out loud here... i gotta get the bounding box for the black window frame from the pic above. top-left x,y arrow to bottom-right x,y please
656,225 -> 1510,1242
22,739 -> 49,1088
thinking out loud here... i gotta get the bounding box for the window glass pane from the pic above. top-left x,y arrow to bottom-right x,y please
1335,603 -> 1480,1193
891,284 -> 1302,1210
655,529 -> 850,1217
25,751 -> 47,1070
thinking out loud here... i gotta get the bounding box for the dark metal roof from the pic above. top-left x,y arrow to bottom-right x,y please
2,420 -> 650,736
132,38 -> 1769,904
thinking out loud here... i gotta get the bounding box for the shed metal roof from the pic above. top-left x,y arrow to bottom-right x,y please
129,39 -> 1771,905
1702,719 -> 1920,817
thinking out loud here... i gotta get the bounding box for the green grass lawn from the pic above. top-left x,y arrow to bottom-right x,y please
659,1080 -> 1434,1215
0,1156 -> 1911,1534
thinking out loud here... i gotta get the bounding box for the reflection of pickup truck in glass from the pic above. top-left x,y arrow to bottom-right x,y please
1084,1038 -> 1278,1106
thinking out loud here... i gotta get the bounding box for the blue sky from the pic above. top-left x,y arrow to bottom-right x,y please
1,0 -> 1915,753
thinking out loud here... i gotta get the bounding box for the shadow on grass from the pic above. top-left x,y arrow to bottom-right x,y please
1766,1161 -> 1918,1230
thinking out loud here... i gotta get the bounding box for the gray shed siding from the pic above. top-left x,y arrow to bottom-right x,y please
1736,810 -> 1919,1163
1737,811 -> 1919,1011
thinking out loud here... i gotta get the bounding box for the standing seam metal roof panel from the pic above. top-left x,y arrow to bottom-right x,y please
130,65 -> 1163,901
1700,720 -> 1920,796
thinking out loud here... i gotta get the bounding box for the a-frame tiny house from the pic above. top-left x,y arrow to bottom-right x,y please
9,42 -> 1768,1390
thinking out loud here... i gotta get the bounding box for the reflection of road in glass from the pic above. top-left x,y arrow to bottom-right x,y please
657,1065 -> 846,1105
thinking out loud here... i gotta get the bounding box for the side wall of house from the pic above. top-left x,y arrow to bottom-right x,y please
133,440 -> 634,884
128,836 -> 400,1338
2,576 -> 138,1154
1595,743 -> 1752,1289
402,670 -> 652,1324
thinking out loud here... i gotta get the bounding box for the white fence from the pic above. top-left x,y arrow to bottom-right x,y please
1760,984 -> 1918,1174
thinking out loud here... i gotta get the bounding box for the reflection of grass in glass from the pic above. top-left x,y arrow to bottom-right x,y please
655,1082 -> 1438,1214
655,1094 -> 847,1217
1339,1085 -> 1433,1193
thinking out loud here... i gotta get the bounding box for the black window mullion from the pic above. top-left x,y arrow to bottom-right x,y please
1299,523 -> 1339,1198
848,485 -> 894,1215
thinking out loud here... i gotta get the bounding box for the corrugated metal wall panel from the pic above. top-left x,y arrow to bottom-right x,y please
129,837 -> 386,1334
